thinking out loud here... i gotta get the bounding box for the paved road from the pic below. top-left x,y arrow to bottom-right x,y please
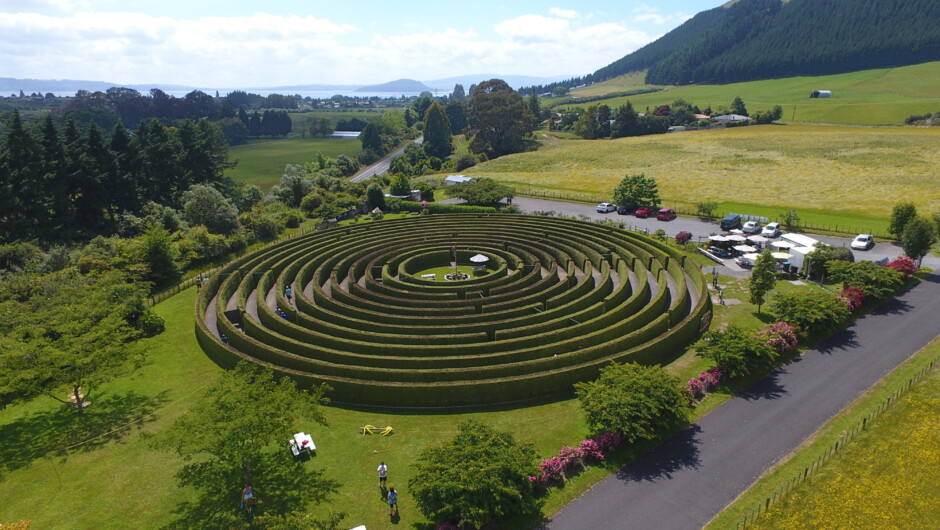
543,270 -> 940,529
350,136 -> 423,182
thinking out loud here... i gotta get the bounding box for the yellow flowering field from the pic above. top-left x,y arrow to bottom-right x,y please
750,369 -> 940,529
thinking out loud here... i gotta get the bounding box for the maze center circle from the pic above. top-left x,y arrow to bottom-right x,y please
196,214 -> 712,408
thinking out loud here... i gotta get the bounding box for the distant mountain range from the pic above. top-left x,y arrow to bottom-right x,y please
0,73 -> 570,97
592,0 -> 940,86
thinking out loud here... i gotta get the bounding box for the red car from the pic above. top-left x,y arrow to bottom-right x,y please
656,208 -> 677,221
635,207 -> 653,218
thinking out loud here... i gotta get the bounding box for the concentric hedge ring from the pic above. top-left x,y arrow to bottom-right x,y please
196,214 -> 711,408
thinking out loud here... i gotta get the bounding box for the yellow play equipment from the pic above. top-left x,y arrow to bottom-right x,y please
359,425 -> 394,436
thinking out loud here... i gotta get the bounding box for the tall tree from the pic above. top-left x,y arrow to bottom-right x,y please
749,250 -> 777,314
159,363 -> 332,526
730,96 -> 748,116
900,216 -> 937,265
360,122 -> 382,153
451,83 -> 466,102
466,79 -> 535,158
422,101 -> 454,159
610,101 -> 639,138
0,269 -> 148,413
445,100 -> 467,135
613,174 -> 660,208
889,202 -> 918,241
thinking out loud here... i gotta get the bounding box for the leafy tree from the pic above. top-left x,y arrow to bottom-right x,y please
389,174 -> 411,196
693,327 -> 777,379
445,100 -> 468,135
901,216 -> 937,264
695,201 -> 718,219
140,224 -> 181,287
730,96 -> 748,116
365,183 -> 385,210
454,154 -> 476,171
771,290 -> 850,335
181,184 -> 240,235
780,209 -> 800,231
451,83 -> 466,102
575,362 -> 688,443
159,363 -> 333,527
889,202 -> 917,241
466,79 -> 535,158
447,177 -> 513,206
268,165 -> 313,208
422,101 -> 454,159
333,155 -> 359,177
527,92 -> 542,122
0,270 -> 148,413
613,174 -> 660,208
826,260 -> 903,299
610,101 -> 639,138
749,250 -> 777,314
408,420 -> 538,528
359,123 -> 382,153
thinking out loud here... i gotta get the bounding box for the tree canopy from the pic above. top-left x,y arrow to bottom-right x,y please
901,216 -> 937,264
408,420 -> 538,528
575,362 -> 687,443
422,101 -> 454,159
447,177 -> 514,206
748,250 -> 777,314
613,174 -> 660,208
466,79 -> 535,159
693,326 -> 777,379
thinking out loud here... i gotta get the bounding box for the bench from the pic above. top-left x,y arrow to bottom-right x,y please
420,273 -> 436,279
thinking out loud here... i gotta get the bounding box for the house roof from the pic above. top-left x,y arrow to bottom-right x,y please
445,175 -> 474,183
713,114 -> 751,122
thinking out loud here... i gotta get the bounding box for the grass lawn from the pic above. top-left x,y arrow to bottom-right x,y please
559,61 -> 940,126
226,136 -> 362,190
0,236 -> 893,529
707,336 -> 940,530
458,124 -> 940,232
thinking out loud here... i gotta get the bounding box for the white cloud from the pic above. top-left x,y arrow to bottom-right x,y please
548,7 -> 577,19
631,5 -> 692,26
0,9 -> 659,86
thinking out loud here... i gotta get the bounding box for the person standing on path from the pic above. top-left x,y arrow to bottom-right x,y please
377,461 -> 387,488
387,487 -> 398,516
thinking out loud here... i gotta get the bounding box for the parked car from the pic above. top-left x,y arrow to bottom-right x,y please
596,202 -> 616,213
761,222 -> 781,238
720,213 -> 742,230
742,220 -> 762,234
850,234 -> 875,250
635,207 -> 653,218
656,208 -> 677,221
617,205 -> 635,215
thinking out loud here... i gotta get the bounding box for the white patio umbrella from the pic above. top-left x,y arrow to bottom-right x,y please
729,229 -> 745,235
469,254 -> 489,263
771,252 -> 794,260
772,241 -> 795,249
708,235 -> 729,242
726,234 -> 747,242
747,235 -> 769,242
741,253 -> 762,261
733,245 -> 758,252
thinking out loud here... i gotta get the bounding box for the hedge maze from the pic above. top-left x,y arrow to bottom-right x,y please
196,214 -> 712,408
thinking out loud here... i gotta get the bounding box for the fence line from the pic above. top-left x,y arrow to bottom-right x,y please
735,356 -> 940,529
519,189 -> 891,239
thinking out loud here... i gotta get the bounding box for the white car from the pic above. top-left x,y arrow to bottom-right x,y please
742,221 -> 762,234
761,222 -> 781,238
596,202 -> 616,213
850,234 -> 875,251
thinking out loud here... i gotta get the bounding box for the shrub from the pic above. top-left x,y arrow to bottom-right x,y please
771,290 -> 851,335
654,229 -> 667,241
757,321 -> 799,353
886,256 -> 917,280
455,154 -> 477,171
838,286 -> 865,312
675,231 -> 693,245
694,327 -> 777,379
826,260 -> 903,299
137,308 -> 166,337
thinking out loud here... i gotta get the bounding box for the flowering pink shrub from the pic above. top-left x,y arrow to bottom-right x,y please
675,231 -> 693,245
591,431 -> 623,453
886,256 -> 917,280
578,439 -> 605,462
758,321 -> 800,353
687,377 -> 706,398
687,366 -> 726,400
838,285 -> 865,312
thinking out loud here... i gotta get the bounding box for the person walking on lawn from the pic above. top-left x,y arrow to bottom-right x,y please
387,487 -> 398,516
377,461 -> 388,488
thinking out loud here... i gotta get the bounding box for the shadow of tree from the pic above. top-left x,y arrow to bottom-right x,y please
815,328 -> 861,356
0,390 -> 169,477
163,450 -> 340,530
738,370 -> 788,401
868,297 -> 912,316
617,424 -> 703,482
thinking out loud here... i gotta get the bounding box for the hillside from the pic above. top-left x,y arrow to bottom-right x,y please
355,78 -> 439,92
595,0 -> 940,86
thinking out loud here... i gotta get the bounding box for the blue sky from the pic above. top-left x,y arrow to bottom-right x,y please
0,0 -> 715,87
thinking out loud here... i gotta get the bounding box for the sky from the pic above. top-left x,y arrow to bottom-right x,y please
0,0 -> 712,88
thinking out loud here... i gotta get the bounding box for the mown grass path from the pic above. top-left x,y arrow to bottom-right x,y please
543,272 -> 940,529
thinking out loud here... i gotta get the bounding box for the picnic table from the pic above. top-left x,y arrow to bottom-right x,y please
289,432 -> 316,457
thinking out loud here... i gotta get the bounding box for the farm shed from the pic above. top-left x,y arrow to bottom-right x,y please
445,175 -> 474,186
713,114 -> 751,122
810,90 -> 832,98
331,130 -> 361,138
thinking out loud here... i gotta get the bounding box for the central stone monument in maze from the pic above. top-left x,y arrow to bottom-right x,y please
196,214 -> 711,408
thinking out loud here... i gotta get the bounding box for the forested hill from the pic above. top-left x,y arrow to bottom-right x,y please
596,0 -> 940,86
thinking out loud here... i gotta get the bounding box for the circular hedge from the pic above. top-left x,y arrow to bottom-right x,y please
195,214 -> 711,408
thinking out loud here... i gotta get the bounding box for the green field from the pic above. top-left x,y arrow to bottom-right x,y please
708,337 -> 940,529
460,124 -> 940,230
226,136 -> 361,189
557,61 -> 940,126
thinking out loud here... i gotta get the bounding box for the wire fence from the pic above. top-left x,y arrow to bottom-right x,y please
519,189 -> 891,239
735,355 -> 940,529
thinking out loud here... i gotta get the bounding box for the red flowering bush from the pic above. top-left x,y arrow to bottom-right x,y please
578,439 -> 605,463
886,256 -> 917,280
591,431 -> 623,453
758,321 -> 800,353
675,231 -> 693,245
838,285 -> 865,312
687,377 -> 706,399
686,366 -> 727,400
